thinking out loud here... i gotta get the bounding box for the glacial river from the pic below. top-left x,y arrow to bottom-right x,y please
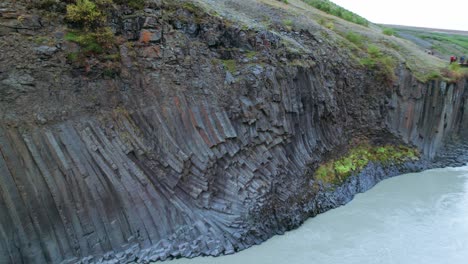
169,166 -> 468,264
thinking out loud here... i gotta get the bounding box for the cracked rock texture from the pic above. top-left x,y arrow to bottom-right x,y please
1,1 -> 468,263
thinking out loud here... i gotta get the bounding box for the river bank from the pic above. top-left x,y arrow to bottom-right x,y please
168,165 -> 468,264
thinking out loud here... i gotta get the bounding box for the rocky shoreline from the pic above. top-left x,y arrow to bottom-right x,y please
77,154 -> 468,263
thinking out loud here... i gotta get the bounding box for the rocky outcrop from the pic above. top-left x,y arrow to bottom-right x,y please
387,70 -> 468,157
1,1 -> 468,263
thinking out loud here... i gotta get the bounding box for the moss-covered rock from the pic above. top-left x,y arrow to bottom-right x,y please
315,144 -> 419,186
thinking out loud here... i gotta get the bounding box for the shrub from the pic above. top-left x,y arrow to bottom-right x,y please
324,21 -> 334,30
345,32 -> 363,46
382,27 -> 396,36
367,44 -> 382,57
66,0 -> 107,29
65,0 -> 116,56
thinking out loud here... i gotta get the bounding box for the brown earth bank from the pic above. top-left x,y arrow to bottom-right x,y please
1,0 -> 468,263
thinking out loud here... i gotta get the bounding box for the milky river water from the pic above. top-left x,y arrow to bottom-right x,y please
168,166 -> 468,264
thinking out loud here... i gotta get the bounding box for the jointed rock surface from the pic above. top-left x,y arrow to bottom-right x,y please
1,0 -> 467,263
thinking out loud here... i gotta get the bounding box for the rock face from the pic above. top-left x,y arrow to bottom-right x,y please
1,1 -> 468,263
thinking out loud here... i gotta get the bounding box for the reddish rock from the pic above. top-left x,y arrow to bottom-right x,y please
139,29 -> 162,44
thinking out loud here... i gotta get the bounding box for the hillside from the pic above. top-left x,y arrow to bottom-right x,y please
385,24 -> 468,61
1,0 -> 468,263
194,0 -> 466,82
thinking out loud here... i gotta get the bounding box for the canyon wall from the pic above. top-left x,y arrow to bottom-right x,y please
1,1 -> 468,263
2,68 -> 467,264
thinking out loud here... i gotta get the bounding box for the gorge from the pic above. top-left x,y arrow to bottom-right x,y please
1,0 -> 467,263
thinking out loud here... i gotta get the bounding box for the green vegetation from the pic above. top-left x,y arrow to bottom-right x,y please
417,33 -> 468,59
391,27 -> 467,66
382,28 -> 396,36
302,0 -> 368,26
345,32 -> 364,47
62,0 -> 135,77
426,71 -> 442,80
387,27 -> 468,82
315,144 -> 419,186
222,59 -> 237,73
283,19 -> 293,28
67,52 -> 80,62
324,21 -> 334,30
245,51 -> 258,59
65,0 -> 109,29
450,62 -> 461,71
440,62 -> 468,81
64,0 -> 120,63
64,0 -> 146,49
360,44 -> 397,83
420,33 -> 468,51
65,28 -> 114,53
342,33 -> 397,82
29,36 -> 53,45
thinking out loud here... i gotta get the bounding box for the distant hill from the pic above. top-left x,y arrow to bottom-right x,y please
383,24 -> 468,36
383,24 -> 468,60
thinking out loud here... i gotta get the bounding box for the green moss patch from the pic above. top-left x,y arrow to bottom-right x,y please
315,144 -> 419,186
345,32 -> 364,47
221,59 -> 237,73
65,28 -> 114,54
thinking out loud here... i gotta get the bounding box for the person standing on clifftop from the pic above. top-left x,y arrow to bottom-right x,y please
461,56 -> 465,64
450,56 -> 459,64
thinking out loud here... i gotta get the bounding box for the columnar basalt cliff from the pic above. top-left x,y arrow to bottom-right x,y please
1,1 -> 468,263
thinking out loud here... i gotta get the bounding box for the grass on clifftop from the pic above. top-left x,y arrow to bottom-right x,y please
314,144 -> 419,186
424,33 -> 468,55
302,0 -> 368,26
178,0 -> 464,83
385,26 -> 468,81
360,44 -> 397,83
